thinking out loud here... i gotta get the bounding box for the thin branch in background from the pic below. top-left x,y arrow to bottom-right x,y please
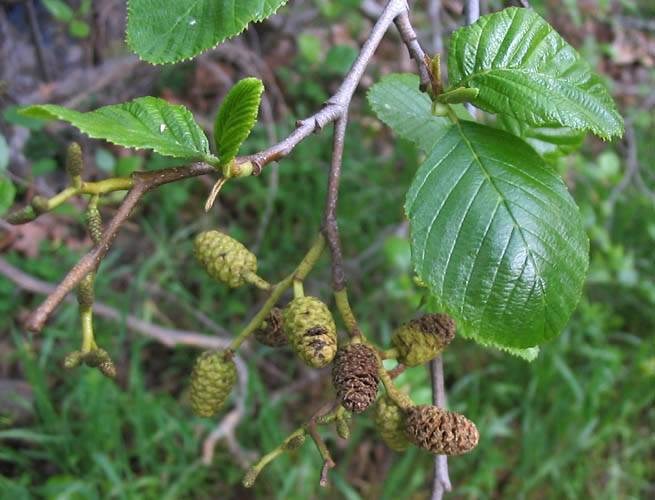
360,0 -> 383,19
464,0 -> 480,118
394,12 -> 432,92
465,0 -> 480,26
253,95 -> 280,253
428,0 -> 444,54
139,281 -> 232,338
430,356 -> 452,500
605,122 -> 639,230
307,400 -> 339,487
0,256 -> 231,349
25,0 -> 51,82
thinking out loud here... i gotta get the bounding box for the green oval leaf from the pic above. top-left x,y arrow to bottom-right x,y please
127,0 -> 289,64
367,74 -> 453,153
20,98 -> 212,161
214,77 -> 264,167
448,7 -> 623,140
405,121 -> 589,348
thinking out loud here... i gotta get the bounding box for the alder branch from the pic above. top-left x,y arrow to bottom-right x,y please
21,0 -> 427,335
394,12 -> 432,91
24,163 -> 213,333
243,0 -> 408,174
324,116 -> 348,292
243,400 -> 341,488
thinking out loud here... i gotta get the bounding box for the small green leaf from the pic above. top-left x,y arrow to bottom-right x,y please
21,97 -> 213,161
0,176 -> 16,215
42,0 -> 74,22
497,115 -> 585,161
406,121 -> 588,348
367,74 -> 452,153
325,45 -> 358,76
298,34 -> 323,64
127,0 -> 289,64
213,78 -> 264,167
448,7 -> 623,140
69,19 -> 91,39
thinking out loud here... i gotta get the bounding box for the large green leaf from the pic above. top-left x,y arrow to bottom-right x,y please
21,98 -> 213,161
447,7 -> 623,140
214,78 -> 264,167
367,74 -> 452,153
497,115 -> 585,161
405,121 -> 588,348
127,0 -> 288,64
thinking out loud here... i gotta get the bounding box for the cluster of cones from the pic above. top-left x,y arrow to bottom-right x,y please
189,230 -> 479,456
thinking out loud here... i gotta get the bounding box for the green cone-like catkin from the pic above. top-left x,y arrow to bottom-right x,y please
374,395 -> 410,451
6,205 -> 36,225
85,206 -> 103,244
404,405 -> 479,455
253,307 -> 287,347
64,350 -> 83,369
283,296 -> 337,368
391,313 -> 455,366
189,350 -> 237,417
283,433 -> 306,451
77,273 -> 95,308
66,142 -> 84,177
83,348 -> 116,379
332,343 -> 379,413
194,230 -> 257,288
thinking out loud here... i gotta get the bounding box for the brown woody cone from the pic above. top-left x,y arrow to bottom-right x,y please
253,308 -> 287,347
404,405 -> 479,455
332,343 -> 379,413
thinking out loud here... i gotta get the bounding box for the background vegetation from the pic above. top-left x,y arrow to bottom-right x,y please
1,0 -> 653,498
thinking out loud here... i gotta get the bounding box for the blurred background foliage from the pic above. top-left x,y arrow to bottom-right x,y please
0,0 -> 654,499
